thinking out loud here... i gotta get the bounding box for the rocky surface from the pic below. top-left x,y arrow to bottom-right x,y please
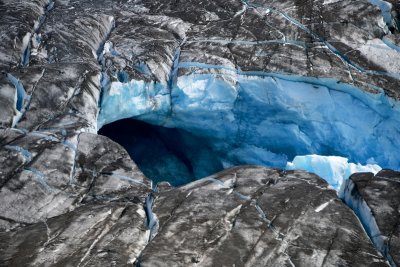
0,202 -> 150,266
342,170 -> 400,267
0,131 -> 151,231
0,166 -> 390,266
139,167 -> 388,266
0,0 -> 399,266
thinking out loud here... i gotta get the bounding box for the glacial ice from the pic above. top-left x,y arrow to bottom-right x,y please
21,32 -> 31,66
286,155 -> 382,191
368,0 -> 394,28
7,73 -> 29,127
7,74 -> 26,112
98,71 -> 400,187
144,194 -> 158,241
4,145 -> 32,163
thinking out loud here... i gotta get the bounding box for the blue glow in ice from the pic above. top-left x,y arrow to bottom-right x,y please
7,74 -> 26,111
368,0 -> 394,27
98,70 -> 400,187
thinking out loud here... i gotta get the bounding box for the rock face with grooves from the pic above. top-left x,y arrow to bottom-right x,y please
0,0 -> 399,266
139,167 -> 388,266
342,170 -> 400,267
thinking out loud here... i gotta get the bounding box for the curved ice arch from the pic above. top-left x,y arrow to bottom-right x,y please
98,71 -> 400,176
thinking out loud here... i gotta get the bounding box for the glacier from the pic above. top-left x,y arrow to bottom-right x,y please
98,71 -> 400,188
1,0 -> 399,265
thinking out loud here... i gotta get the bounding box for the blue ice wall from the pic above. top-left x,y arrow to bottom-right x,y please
98,70 -> 400,186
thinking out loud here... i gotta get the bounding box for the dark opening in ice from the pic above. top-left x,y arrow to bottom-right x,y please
98,118 -> 223,186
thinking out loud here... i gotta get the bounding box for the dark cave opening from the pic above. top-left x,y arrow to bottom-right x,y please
98,118 -> 224,186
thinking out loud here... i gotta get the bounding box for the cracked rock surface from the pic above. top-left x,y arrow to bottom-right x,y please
342,170 -> 400,267
0,0 -> 399,266
0,166 -> 390,266
139,167 -> 388,266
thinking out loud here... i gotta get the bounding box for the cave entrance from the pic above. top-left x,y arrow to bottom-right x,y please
98,118 -> 224,186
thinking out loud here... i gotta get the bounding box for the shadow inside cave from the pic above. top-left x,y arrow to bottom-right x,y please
98,118 -> 224,186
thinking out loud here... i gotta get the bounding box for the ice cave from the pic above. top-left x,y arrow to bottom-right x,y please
98,73 -> 398,190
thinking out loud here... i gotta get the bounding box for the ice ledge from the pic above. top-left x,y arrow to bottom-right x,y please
286,155 -> 382,191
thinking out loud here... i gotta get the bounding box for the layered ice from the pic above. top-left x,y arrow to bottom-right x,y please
98,70 -> 400,187
286,155 -> 382,190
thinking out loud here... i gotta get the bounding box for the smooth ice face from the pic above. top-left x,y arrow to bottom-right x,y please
286,155 -> 382,190
98,72 -> 400,187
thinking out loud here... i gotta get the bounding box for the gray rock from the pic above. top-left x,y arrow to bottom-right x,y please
139,167 -> 388,266
342,170 -> 400,267
0,131 -> 151,231
0,166 -> 389,266
0,0 -> 399,266
0,202 -> 150,266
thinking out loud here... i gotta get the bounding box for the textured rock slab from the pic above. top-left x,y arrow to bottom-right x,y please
0,0 -> 50,68
0,1 -> 153,233
0,202 -> 149,266
342,170 -> 400,266
0,1 -> 399,266
139,167 -> 388,266
0,131 -> 151,231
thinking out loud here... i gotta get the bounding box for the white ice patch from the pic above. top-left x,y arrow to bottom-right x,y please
323,0 -> 342,4
315,199 -> 334,212
357,38 -> 400,73
286,155 -> 382,190
136,208 -> 146,218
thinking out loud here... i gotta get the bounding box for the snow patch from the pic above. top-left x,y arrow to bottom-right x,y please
357,38 -> 400,73
315,199 -> 334,212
